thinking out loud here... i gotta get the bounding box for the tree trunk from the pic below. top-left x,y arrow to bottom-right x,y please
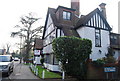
24,25 -> 31,62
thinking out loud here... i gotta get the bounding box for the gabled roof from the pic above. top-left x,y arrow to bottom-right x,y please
34,38 -> 43,50
42,8 -> 56,39
75,8 -> 112,31
59,24 -> 80,37
42,6 -> 80,39
56,6 -> 76,12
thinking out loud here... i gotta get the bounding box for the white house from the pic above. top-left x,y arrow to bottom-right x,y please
42,0 -> 117,72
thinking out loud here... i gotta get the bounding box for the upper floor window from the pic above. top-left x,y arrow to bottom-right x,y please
63,11 -> 71,20
110,35 -> 118,45
95,29 -> 101,47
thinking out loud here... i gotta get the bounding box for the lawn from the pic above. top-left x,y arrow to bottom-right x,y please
36,65 -> 62,78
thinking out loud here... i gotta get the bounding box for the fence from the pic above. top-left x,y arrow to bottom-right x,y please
29,63 -> 46,79
29,63 -> 38,76
29,63 -> 65,79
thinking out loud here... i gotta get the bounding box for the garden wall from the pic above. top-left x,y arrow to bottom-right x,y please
87,61 -> 119,79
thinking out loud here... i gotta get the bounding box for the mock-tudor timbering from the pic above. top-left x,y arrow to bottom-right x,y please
42,1 -> 113,71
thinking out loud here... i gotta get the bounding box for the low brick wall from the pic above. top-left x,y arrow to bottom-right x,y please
87,62 -> 119,79
87,62 -> 105,79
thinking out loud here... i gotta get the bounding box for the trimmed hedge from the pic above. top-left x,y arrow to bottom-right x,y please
52,36 -> 92,79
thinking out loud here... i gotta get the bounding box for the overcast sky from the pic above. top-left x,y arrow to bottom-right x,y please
0,0 -> 119,52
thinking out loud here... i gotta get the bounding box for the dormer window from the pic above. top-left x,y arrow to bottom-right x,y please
63,11 -> 71,20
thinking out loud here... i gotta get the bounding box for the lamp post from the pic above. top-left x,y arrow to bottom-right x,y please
19,34 -> 22,63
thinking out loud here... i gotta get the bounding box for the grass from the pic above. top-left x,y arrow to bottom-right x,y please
36,65 -> 62,78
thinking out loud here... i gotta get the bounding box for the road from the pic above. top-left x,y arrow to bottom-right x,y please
1,61 -> 20,81
1,61 -> 39,81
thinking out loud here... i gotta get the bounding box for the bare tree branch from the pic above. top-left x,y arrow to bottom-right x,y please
11,12 -> 43,61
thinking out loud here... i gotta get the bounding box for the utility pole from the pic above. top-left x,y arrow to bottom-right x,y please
19,34 -> 22,63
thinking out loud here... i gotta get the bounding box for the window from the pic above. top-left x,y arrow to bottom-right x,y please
63,11 -> 71,20
44,55 -> 51,63
95,29 -> 101,47
53,56 -> 59,65
110,35 -> 118,45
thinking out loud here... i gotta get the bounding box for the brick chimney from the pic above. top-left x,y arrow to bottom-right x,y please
99,3 -> 106,19
71,0 -> 80,16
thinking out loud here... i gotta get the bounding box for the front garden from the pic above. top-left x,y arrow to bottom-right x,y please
29,36 -> 119,79
29,63 -> 62,79
36,65 -> 62,78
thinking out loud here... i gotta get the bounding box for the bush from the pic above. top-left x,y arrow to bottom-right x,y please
105,47 -> 116,63
92,59 -> 105,67
40,58 -> 44,65
104,56 -> 116,63
92,56 -> 116,67
52,36 -> 92,79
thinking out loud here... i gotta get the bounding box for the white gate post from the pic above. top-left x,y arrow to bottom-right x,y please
42,70 -> 45,79
36,68 -> 38,76
62,71 -> 65,80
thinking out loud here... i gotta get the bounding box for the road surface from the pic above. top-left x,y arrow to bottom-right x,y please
1,61 -> 19,81
2,61 -> 39,81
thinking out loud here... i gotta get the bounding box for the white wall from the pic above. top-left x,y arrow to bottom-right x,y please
44,63 -> 61,72
43,44 -> 53,54
43,14 -> 55,54
57,29 -> 64,37
77,27 -> 110,60
34,56 -> 41,64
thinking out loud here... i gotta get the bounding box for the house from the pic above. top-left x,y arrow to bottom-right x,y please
110,33 -> 120,60
33,38 -> 43,64
42,0 -> 115,72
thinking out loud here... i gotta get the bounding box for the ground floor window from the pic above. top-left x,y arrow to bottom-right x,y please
44,54 -> 59,65
44,54 -> 51,64
53,56 -> 59,65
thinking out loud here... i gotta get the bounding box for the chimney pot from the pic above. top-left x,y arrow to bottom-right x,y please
99,3 -> 107,19
99,3 -> 106,7
71,0 -> 80,16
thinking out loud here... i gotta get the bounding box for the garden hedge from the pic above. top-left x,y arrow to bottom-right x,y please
52,36 -> 92,79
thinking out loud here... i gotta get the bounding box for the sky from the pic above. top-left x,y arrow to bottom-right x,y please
0,0 -> 119,52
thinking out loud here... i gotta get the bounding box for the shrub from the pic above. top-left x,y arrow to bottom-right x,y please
92,59 -> 105,67
105,47 -> 116,63
104,56 -> 116,63
40,58 -> 44,65
92,56 -> 116,67
52,36 -> 92,79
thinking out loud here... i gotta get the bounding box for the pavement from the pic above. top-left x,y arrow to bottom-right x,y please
9,63 -> 39,79
8,63 -> 38,80
2,62 -> 78,81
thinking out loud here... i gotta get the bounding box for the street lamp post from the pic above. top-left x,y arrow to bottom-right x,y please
19,35 -> 22,63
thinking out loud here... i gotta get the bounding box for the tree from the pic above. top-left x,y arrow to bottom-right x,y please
105,47 -> 115,57
105,47 -> 116,63
2,43 -> 11,54
52,36 -> 92,79
6,43 -> 11,54
11,13 -> 43,62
